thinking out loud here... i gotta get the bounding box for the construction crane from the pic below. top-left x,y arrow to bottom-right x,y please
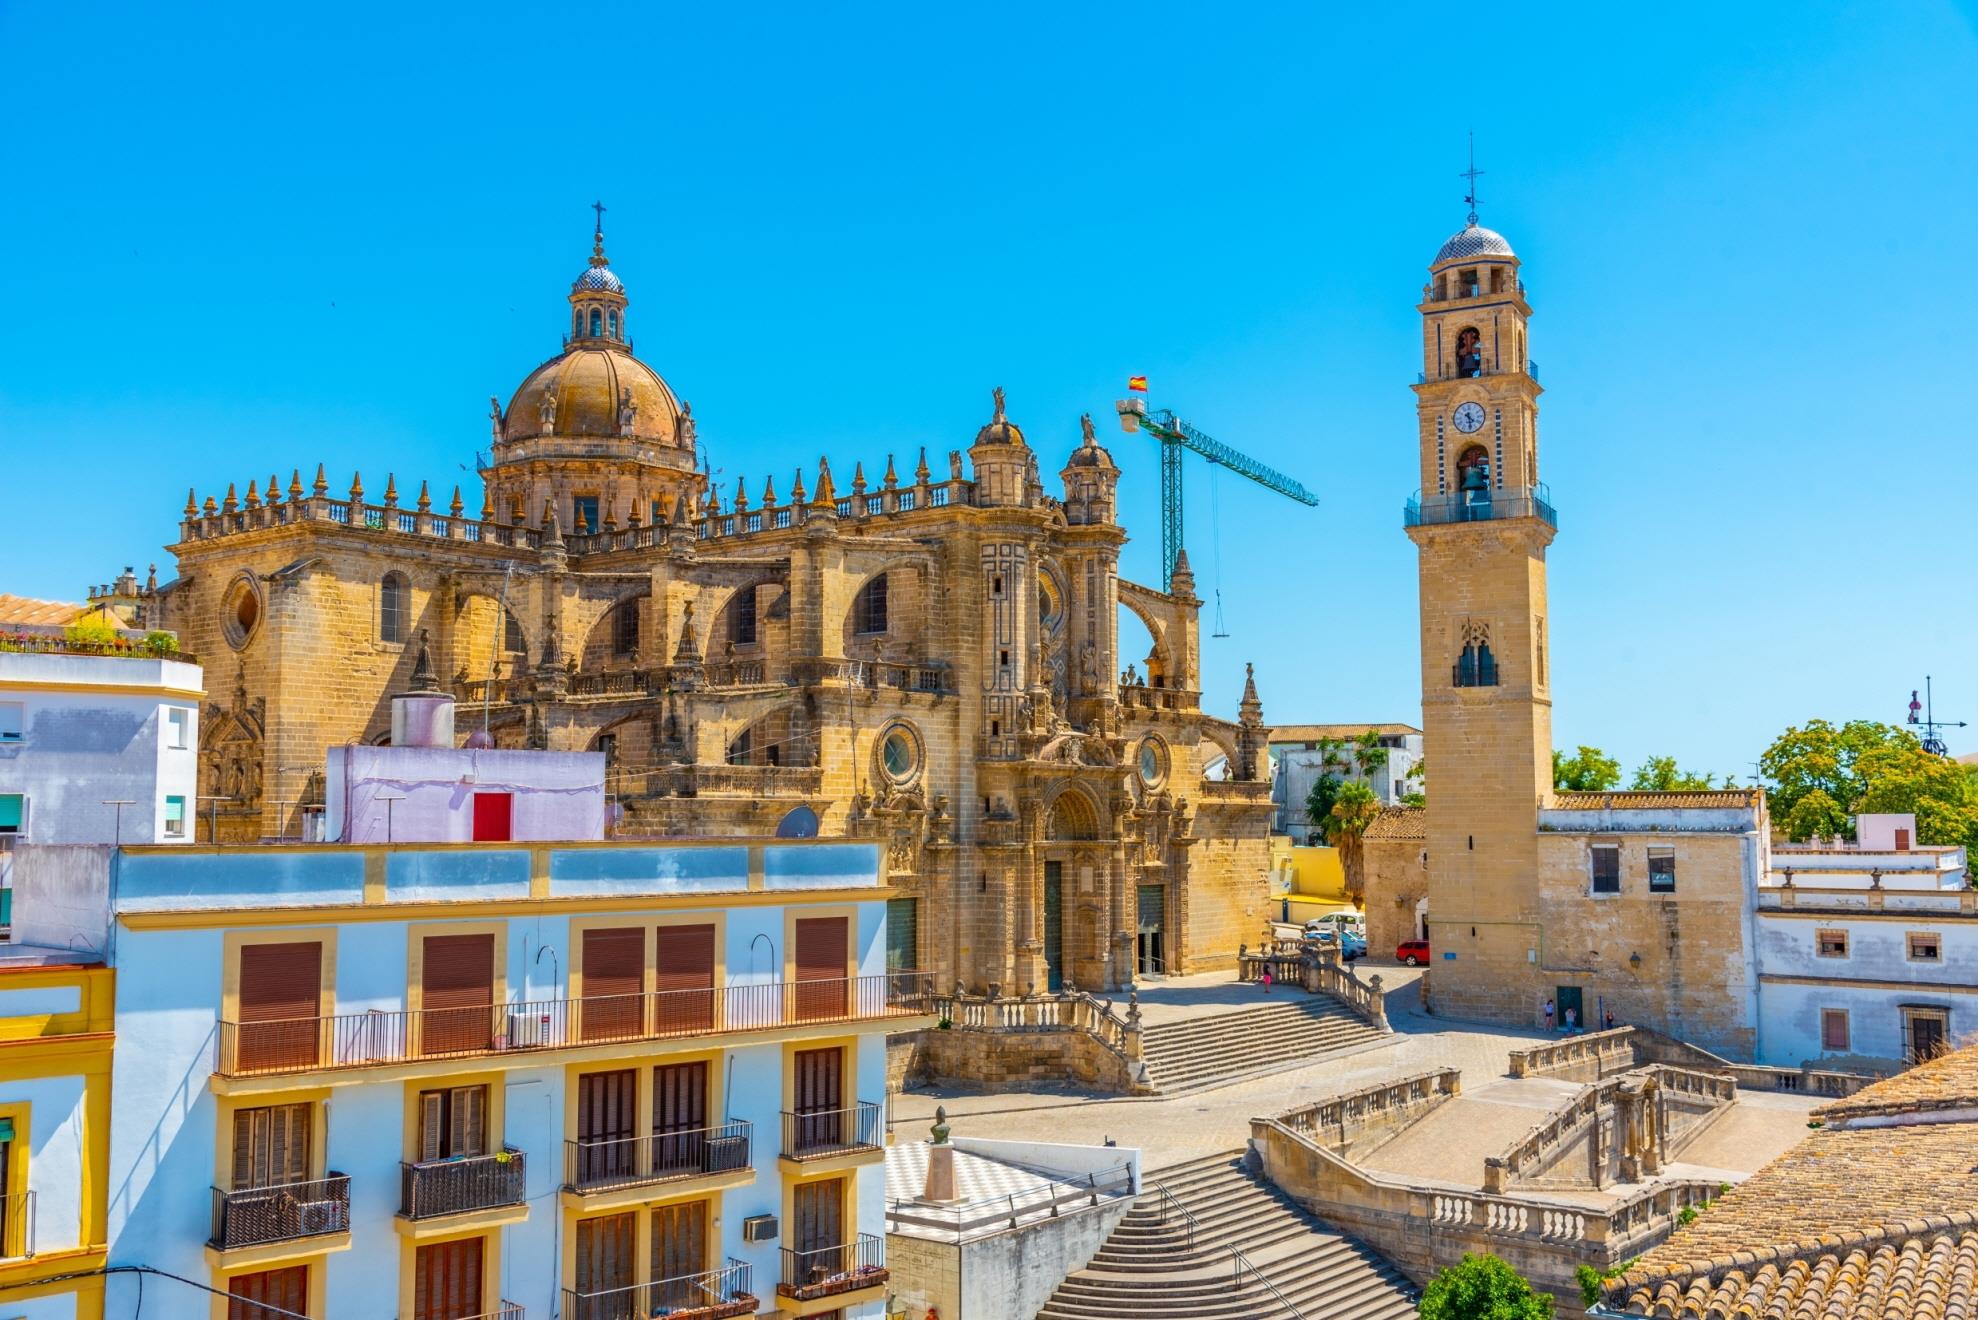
1116,395 -> 1320,593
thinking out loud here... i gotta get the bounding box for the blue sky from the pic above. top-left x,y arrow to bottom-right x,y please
3,2 -> 1974,777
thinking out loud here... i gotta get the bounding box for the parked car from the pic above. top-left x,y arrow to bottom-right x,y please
1396,939 -> 1431,966
1339,930 -> 1368,961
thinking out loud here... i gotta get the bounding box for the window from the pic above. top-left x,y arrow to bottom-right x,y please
730,588 -> 757,645
1454,621 -> 1498,687
417,1084 -> 489,1161
1590,846 -> 1620,895
726,728 -> 751,766
853,574 -> 888,635
612,601 -> 639,655
886,897 -> 919,973
233,1101 -> 312,1190
164,706 -> 190,749
589,308 -> 603,337
0,703 -> 21,742
421,932 -> 496,1055
1647,847 -> 1675,893
235,940 -> 325,1072
0,795 -> 23,837
228,1264 -> 308,1320
1908,932 -> 1943,963
1905,1008 -> 1950,1062
380,572 -> 410,644
503,612 -> 525,655
222,576 -> 262,650
1817,929 -> 1849,958
413,1235 -> 484,1320
1821,1009 -> 1850,1052
164,795 -> 187,839
573,495 -> 601,534
651,1200 -> 710,1301
606,310 -> 618,338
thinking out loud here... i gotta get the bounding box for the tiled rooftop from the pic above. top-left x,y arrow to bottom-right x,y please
0,594 -> 85,628
1269,723 -> 1421,743
1611,1042 -> 1978,1319
1551,789 -> 1764,810
1363,806 -> 1426,841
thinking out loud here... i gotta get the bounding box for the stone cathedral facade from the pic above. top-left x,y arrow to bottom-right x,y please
99,222 -> 1275,995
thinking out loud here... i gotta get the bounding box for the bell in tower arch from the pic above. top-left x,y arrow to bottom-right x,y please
1457,446 -> 1492,519
1455,326 -> 1483,378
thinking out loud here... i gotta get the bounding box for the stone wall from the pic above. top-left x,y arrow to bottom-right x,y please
1364,833 -> 1428,955
911,1022 -> 1147,1094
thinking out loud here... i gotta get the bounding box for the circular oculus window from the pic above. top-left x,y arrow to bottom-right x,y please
879,725 -> 922,785
1137,737 -> 1168,787
221,575 -> 262,650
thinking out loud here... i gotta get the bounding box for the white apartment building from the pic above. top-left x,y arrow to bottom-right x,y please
1269,723 -> 1424,843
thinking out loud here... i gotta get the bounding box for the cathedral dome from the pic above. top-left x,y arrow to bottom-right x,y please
574,264 -> 624,293
504,345 -> 685,447
1433,222 -> 1514,264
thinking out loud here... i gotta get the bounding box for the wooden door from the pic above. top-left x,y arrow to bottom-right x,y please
650,1200 -> 709,1302
412,1235 -> 484,1320
580,927 -> 645,1042
1896,827 -> 1912,851
1043,863 -> 1064,992
421,933 -> 495,1056
236,941 -> 322,1072
793,1046 -> 844,1152
653,924 -> 716,1034
792,1177 -> 844,1277
232,1103 -> 311,1189
575,1069 -> 638,1184
793,917 -> 848,1022
228,1264 -> 308,1320
574,1212 -> 636,1320
651,1061 -> 708,1175
471,792 -> 512,841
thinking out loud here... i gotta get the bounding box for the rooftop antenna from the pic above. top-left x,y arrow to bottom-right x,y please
1461,131 -> 1485,226
1906,676 -> 1965,757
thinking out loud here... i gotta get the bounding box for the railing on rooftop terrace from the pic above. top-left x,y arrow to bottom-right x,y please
0,634 -> 193,664
1404,484 -> 1557,531
214,972 -> 932,1078
778,1234 -> 887,1302
564,1261 -> 755,1320
1117,683 -> 1199,713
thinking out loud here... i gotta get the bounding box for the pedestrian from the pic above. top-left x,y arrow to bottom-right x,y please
1543,998 -> 1555,1031
1604,1008 -> 1614,1031
1261,965 -> 1273,995
1564,1005 -> 1578,1033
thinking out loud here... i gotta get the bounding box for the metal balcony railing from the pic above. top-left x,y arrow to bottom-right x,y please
565,1119 -> 751,1193
399,1147 -> 526,1220
0,1190 -> 33,1261
209,1174 -> 350,1249
562,1260 -> 755,1320
1404,483 -> 1557,531
778,1234 -> 888,1301
780,1102 -> 882,1161
216,971 -> 934,1078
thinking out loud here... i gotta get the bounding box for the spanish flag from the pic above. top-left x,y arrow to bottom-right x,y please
1127,375 -> 1148,392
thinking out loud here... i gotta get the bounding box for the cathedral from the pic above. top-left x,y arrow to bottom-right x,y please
99,217 -> 1276,995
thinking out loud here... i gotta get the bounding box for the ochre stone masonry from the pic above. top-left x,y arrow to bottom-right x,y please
101,222 -> 1274,994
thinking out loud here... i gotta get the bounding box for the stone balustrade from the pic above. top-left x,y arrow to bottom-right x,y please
911,987 -> 1151,1094
181,493 -> 545,550
1270,1068 -> 1460,1158
1116,683 -> 1200,713
1506,1026 -> 1639,1081
1237,947 -> 1390,1033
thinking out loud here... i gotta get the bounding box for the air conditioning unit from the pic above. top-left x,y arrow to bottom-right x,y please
742,1213 -> 779,1244
293,1200 -> 343,1237
504,1007 -> 553,1049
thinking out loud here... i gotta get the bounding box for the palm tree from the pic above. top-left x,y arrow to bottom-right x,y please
1325,780 -> 1381,908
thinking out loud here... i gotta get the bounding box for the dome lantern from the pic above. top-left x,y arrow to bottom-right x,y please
569,201 -> 629,345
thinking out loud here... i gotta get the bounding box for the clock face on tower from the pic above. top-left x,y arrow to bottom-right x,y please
1452,401 -> 1486,434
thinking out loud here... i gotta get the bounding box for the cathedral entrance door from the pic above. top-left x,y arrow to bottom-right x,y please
1555,986 -> 1584,1033
1136,884 -> 1166,977
1043,863 -> 1064,993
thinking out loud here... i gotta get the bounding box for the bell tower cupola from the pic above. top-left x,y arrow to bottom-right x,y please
569,200 -> 629,346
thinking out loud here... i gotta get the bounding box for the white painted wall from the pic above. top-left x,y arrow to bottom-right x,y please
3,1072 -> 88,1254
0,654 -> 200,845
1755,909 -> 1978,1067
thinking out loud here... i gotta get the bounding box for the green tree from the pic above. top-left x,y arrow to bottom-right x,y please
1351,730 -> 1391,777
1629,756 -> 1717,791
1325,780 -> 1381,906
1553,746 -> 1621,792
1757,720 -> 1910,829
1760,720 -> 1978,848
1855,740 -> 1978,850
1419,1253 -> 1555,1320
1783,788 -> 1849,843
1401,791 -> 1427,808
1304,774 -> 1344,837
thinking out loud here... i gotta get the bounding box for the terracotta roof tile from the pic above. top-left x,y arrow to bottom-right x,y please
1550,789 -> 1764,810
0,594 -> 84,628
1268,723 -> 1421,742
1815,1045 -> 1978,1125
1363,806 -> 1426,841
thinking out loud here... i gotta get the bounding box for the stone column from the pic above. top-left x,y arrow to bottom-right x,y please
1110,838 -> 1132,989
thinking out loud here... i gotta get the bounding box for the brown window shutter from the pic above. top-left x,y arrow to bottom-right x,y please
228,1264 -> 308,1320
794,1047 -> 843,1112
413,1235 -> 483,1320
793,1177 -> 844,1256
575,1069 -> 638,1184
576,1211 -> 636,1297
793,917 -> 848,1021
651,1199 -> 709,1294
419,1092 -> 445,1163
233,1103 -> 310,1189
580,927 -> 645,1042
236,941 -> 323,1072
451,1085 -> 487,1158
653,924 -> 716,1034
421,933 -> 495,1056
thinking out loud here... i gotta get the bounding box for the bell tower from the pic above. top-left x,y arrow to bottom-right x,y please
1405,199 -> 1556,1021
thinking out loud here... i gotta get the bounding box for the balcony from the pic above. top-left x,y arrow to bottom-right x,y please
215,972 -> 934,1079
778,1234 -> 887,1304
209,1175 -> 350,1251
1404,483 -> 1557,531
565,1120 -> 751,1195
0,1191 -> 34,1262
399,1147 -> 526,1220
563,1260 -> 756,1320
780,1102 -> 883,1163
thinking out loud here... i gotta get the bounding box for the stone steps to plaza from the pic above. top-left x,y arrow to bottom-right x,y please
1139,995 -> 1387,1094
1032,1151 -> 1418,1320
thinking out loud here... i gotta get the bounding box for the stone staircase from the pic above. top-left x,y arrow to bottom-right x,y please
1139,996 -> 1387,1094
1034,1151 -> 1418,1320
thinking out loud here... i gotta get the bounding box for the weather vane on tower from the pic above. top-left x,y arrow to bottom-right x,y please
1461,131 -> 1484,226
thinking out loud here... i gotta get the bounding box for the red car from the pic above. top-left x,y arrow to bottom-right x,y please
1396,940 -> 1431,966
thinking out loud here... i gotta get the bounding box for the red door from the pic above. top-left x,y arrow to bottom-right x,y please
472,792 -> 513,841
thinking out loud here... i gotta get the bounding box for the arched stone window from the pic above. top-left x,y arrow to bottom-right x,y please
1456,444 -> 1492,516
1454,620 -> 1497,688
589,308 -> 603,337
612,599 -> 639,656
1455,326 -> 1483,378
380,572 -> 411,644
853,574 -> 889,635
776,806 -> 819,838
606,310 -> 618,338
